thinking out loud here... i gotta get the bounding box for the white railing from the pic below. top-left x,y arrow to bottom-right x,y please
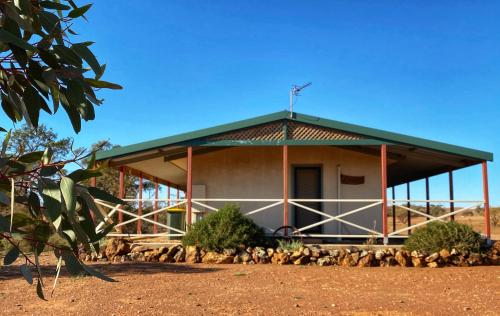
288,199 -> 384,238
94,197 -> 486,241
94,198 -> 188,238
191,199 -> 284,234
387,199 -> 484,238
190,198 -> 385,238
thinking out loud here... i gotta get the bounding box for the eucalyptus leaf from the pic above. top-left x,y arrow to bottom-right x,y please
42,147 -> 53,165
0,29 -> 37,52
0,215 -> 9,231
36,278 -> 46,300
0,191 -> 11,206
60,176 -> 76,215
40,165 -> 59,177
40,1 -> 71,10
67,3 -> 92,18
72,43 -> 100,77
88,186 -> 124,205
20,264 -> 33,285
18,150 -> 44,163
61,251 -> 85,276
68,169 -> 101,183
4,246 -> 20,265
84,78 -> 123,90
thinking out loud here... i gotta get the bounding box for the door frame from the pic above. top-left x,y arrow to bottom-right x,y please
292,164 -> 324,233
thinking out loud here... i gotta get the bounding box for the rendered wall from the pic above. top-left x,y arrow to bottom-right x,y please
192,146 -> 382,235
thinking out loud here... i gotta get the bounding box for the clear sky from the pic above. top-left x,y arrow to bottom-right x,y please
2,1 -> 499,204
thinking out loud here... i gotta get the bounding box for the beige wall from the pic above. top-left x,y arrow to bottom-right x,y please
192,146 -> 382,236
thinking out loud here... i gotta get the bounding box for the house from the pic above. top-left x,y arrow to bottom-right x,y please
94,111 -> 493,244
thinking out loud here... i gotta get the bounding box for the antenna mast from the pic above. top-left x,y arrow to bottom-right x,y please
289,82 -> 312,117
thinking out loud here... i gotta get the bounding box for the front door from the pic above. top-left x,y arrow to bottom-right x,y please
293,167 -> 322,233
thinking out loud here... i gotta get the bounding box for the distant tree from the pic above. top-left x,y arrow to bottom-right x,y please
7,124 -> 72,161
85,140 -> 135,197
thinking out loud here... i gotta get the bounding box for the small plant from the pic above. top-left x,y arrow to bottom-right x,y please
182,204 -> 265,251
277,239 -> 303,252
404,221 -> 483,253
363,220 -> 378,249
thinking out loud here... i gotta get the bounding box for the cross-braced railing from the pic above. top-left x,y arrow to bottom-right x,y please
93,197 -> 487,241
94,198 -> 188,238
387,199 -> 485,238
288,199 -> 384,238
191,198 -> 385,238
191,199 -> 284,234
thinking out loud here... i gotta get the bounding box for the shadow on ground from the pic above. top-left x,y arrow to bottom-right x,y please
0,262 -> 221,281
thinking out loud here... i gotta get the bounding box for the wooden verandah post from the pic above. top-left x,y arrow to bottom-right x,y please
137,172 -> 143,234
153,177 -> 159,234
283,145 -> 289,233
391,186 -> 396,233
482,161 -> 491,242
118,166 -> 125,233
186,146 -> 193,230
425,177 -> 430,220
381,144 -> 388,244
449,171 -> 455,221
406,182 -> 411,235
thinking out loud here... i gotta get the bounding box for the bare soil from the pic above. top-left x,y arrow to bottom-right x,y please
1,255 -> 499,316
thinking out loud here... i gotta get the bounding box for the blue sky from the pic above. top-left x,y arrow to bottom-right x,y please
2,1 -> 499,204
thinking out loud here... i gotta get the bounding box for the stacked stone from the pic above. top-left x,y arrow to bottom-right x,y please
85,239 -> 500,268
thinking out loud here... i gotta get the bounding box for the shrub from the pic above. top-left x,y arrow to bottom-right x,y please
404,221 -> 483,253
276,239 -> 303,252
182,204 -> 265,251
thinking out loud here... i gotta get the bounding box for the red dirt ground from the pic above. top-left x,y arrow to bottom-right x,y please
1,256 -> 499,316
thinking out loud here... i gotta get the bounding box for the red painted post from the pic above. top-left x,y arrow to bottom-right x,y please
283,145 -> 289,234
137,173 -> 143,234
482,161 -> 491,240
167,184 -> 171,207
153,178 -> 159,234
186,147 -> 193,230
425,177 -> 430,220
406,182 -> 411,235
118,167 -> 125,232
381,144 -> 388,244
449,171 -> 455,221
391,186 -> 396,232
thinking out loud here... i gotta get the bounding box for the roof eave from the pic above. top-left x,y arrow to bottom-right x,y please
95,110 -> 493,162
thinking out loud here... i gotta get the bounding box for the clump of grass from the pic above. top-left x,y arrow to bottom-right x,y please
404,221 -> 483,253
363,220 -> 378,250
233,271 -> 248,277
277,239 -> 303,252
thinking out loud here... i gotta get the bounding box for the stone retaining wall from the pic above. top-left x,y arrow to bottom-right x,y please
82,240 -> 500,268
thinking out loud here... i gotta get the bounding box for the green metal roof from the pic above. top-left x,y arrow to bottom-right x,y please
96,110 -> 493,162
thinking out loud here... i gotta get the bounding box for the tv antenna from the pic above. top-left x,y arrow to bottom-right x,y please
289,82 -> 312,117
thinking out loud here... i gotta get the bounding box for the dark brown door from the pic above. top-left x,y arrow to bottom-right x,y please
293,167 -> 322,233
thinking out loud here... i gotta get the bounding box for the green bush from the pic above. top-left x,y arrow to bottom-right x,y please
404,221 -> 483,253
182,204 -> 265,251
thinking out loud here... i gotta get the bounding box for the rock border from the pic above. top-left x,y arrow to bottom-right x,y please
82,240 -> 500,268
